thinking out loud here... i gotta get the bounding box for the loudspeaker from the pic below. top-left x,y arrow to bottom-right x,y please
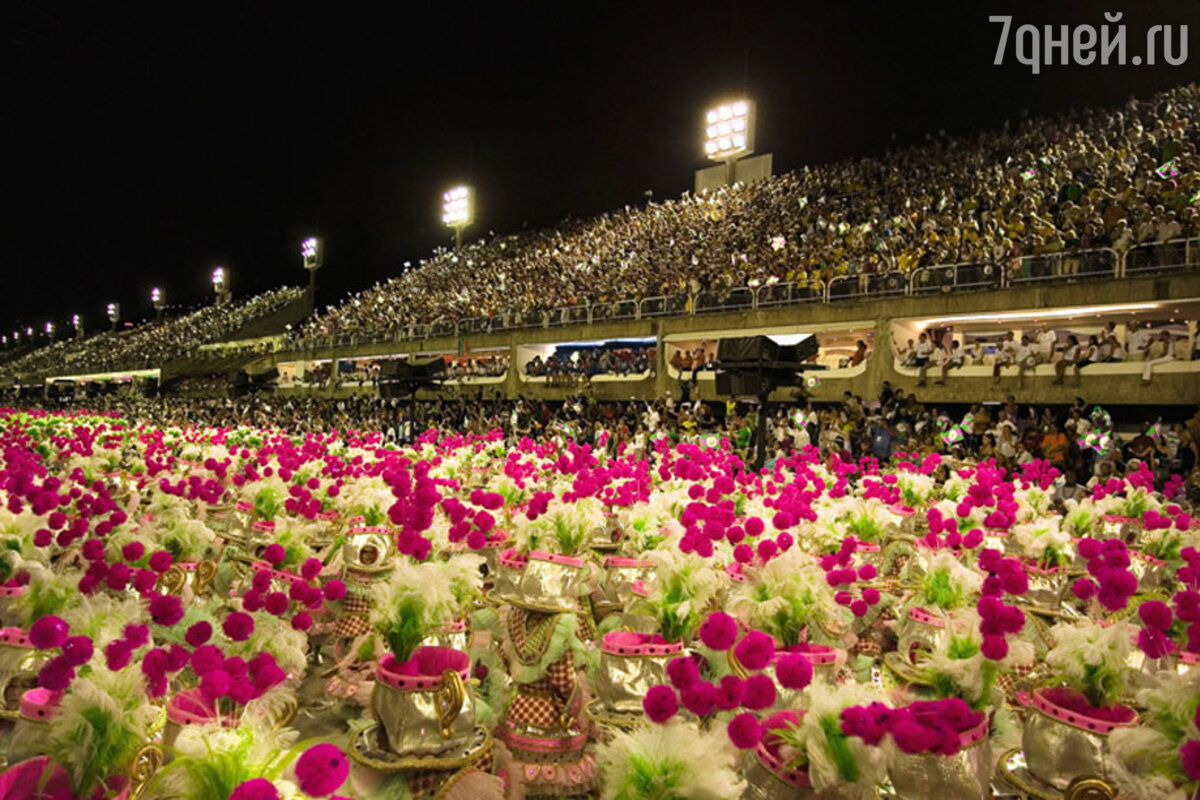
378,358 -> 445,398
718,337 -> 779,364
716,372 -> 775,397
717,335 -> 818,368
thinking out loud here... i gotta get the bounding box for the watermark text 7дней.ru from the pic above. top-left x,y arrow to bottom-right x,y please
991,13 -> 1186,73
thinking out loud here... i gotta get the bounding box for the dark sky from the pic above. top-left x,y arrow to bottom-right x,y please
5,1 -> 1199,336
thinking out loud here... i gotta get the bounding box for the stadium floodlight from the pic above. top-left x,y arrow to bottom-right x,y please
704,99 -> 755,161
106,302 -> 120,331
212,267 -> 231,306
301,237 -> 324,271
441,185 -> 473,247
44,322 -> 53,337
72,314 -> 82,337
151,287 -> 165,322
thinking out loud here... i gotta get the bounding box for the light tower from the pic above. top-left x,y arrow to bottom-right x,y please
151,287 -> 165,323
301,237 -> 324,297
44,322 -> 54,341
72,314 -> 83,338
212,267 -> 230,307
107,303 -> 120,331
695,99 -> 771,193
441,186 -> 473,248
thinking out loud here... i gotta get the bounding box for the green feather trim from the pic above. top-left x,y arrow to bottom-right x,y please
470,605 -> 502,639
509,613 -> 579,683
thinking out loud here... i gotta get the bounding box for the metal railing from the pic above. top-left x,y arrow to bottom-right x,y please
281,238 -> 1199,353
1125,236 -> 1200,277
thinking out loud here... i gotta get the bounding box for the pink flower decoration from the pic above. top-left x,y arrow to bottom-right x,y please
698,612 -> 739,651
1181,740 -> 1200,782
715,675 -> 745,710
742,674 -> 777,710
148,551 -> 173,573
149,594 -> 184,626
230,778 -> 279,800
294,743 -> 350,798
1138,600 -> 1173,632
727,712 -> 763,749
680,681 -> 717,716
37,656 -> 75,691
733,631 -> 775,671
222,612 -> 255,642
776,653 -> 814,690
61,636 -> 93,667
185,621 -> 213,647
981,634 -> 1008,661
666,656 -> 700,689
29,616 -> 69,650
643,685 -> 678,723
263,543 -> 286,565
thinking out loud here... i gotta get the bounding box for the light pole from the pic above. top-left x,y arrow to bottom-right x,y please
107,303 -> 120,331
212,267 -> 230,307
441,186 -> 473,249
44,322 -> 54,342
702,99 -> 755,187
301,237 -> 324,298
72,314 -> 82,338
151,287 -> 165,323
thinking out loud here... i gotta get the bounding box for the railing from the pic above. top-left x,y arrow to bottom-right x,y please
1007,248 -> 1117,286
910,261 -> 1001,295
1125,237 -> 1200,277
278,238 -> 1199,354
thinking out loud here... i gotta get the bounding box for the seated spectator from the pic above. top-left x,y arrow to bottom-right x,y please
1142,330 -> 1177,383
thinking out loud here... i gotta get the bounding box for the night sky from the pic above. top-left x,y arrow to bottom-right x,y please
5,1 -> 1199,336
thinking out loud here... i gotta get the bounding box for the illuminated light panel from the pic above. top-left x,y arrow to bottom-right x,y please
913,303 -> 1161,328
442,186 -> 473,227
301,237 -> 323,269
703,99 -> 755,160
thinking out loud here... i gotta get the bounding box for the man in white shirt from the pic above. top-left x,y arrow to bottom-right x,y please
1126,321 -> 1153,361
1035,325 -> 1057,364
928,340 -> 965,385
992,332 -> 1020,382
913,333 -> 935,386
1142,330 -> 1177,383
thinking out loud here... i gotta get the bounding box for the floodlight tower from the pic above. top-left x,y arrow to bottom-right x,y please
106,303 -> 120,331
151,287 -> 165,323
441,186 -> 473,248
301,237 -> 324,297
72,314 -> 83,338
212,267 -> 231,307
44,322 -> 54,341
703,99 -> 756,187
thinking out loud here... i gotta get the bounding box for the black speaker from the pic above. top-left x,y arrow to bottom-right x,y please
718,337 -> 779,364
717,335 -> 817,369
378,358 -> 445,398
715,372 -> 775,397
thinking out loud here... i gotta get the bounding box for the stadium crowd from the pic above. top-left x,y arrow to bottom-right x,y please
1,288 -> 302,377
290,83 -> 1200,345
524,345 -> 654,379
28,390 -> 1200,503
